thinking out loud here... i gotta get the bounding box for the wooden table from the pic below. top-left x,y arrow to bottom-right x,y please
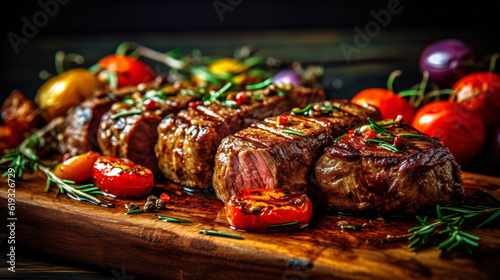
2,29 -> 500,279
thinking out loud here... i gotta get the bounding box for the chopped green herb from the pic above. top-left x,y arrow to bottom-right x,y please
399,134 -> 422,138
292,103 -> 313,114
317,134 -> 326,141
367,117 -> 391,137
268,221 -> 299,228
365,139 -> 399,152
341,224 -> 360,230
277,91 -> 288,96
111,109 -> 142,120
124,209 -> 145,215
319,104 -> 341,110
377,120 -> 398,126
282,129 -> 306,137
199,230 -> 244,240
157,215 -> 192,223
333,133 -> 347,143
222,100 -> 237,107
210,82 -> 232,101
246,77 -> 273,90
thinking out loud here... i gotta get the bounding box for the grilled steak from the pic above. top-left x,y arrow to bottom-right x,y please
59,78 -> 168,156
213,101 -> 381,202
97,85 -> 202,174
156,85 -> 325,188
311,119 -> 464,215
59,96 -> 114,156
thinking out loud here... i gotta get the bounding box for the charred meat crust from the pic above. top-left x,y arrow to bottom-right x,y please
311,121 -> 465,215
156,86 -> 326,188
213,100 -> 381,203
97,88 -> 201,174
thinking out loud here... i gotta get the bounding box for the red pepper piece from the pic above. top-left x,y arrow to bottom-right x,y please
364,130 -> 376,139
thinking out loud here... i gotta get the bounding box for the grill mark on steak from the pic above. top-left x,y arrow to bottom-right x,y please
156,86 -> 325,188
312,120 -> 464,215
213,100 -> 381,202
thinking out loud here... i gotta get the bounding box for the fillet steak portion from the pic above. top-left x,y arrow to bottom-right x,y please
156,85 -> 325,188
58,77 -> 168,156
59,96 -> 114,156
97,84 -> 202,174
311,119 -> 464,215
213,101 -> 381,202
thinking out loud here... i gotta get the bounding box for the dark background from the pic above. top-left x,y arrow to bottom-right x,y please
1,0 -> 499,174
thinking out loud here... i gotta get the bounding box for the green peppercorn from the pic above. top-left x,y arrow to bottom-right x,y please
128,203 -> 139,211
147,195 -> 158,204
143,201 -> 155,213
155,198 -> 166,210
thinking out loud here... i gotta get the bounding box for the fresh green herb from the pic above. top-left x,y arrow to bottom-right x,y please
317,134 -> 326,141
282,129 -> 306,137
277,91 -> 288,96
292,103 -> 313,114
191,67 -> 220,85
399,134 -> 422,138
367,117 -> 391,137
365,139 -> 399,152
209,82 -> 232,101
408,192 -> 500,255
222,100 -> 237,107
124,209 -> 145,215
268,221 -> 299,228
1,120 -> 113,208
103,70 -> 118,90
246,77 -> 273,90
333,133 -> 347,143
199,229 -> 244,240
157,215 -> 192,223
376,120 -> 398,127
319,104 -> 341,110
111,109 -> 142,120
340,224 -> 360,230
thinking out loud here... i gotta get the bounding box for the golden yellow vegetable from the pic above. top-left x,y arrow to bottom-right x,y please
53,151 -> 101,182
208,58 -> 245,75
36,68 -> 103,121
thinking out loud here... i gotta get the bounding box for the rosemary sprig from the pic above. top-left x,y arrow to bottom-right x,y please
1,119 -> 113,208
291,103 -> 313,114
157,215 -> 192,223
365,139 -> 399,152
199,229 -> 244,240
268,221 -> 299,228
408,192 -> 500,255
245,77 -> 273,90
282,129 -> 306,137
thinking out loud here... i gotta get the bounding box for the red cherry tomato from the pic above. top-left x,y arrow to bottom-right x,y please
226,189 -> 313,232
159,192 -> 171,204
98,55 -> 155,88
235,92 -> 248,105
0,125 -> 21,156
143,99 -> 156,111
352,88 -> 415,123
276,115 -> 288,126
452,72 -> 500,129
411,101 -> 485,165
92,156 -> 154,198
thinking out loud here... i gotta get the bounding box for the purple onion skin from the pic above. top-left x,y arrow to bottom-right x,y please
419,39 -> 475,87
273,70 -> 302,86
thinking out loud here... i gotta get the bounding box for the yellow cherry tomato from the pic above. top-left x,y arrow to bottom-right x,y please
36,68 -> 103,121
53,151 -> 101,182
208,58 -> 245,75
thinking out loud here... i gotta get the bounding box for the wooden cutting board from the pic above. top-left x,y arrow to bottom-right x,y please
1,171 -> 499,280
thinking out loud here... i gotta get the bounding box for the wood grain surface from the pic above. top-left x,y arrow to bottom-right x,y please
1,171 -> 500,279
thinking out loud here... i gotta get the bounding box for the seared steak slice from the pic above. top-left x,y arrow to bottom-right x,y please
311,119 -> 464,215
58,77 -> 169,156
59,96 -> 113,156
213,101 -> 381,202
97,86 -> 202,174
156,86 -> 325,188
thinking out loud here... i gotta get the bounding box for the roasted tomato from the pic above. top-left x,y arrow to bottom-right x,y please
36,68 -> 103,121
92,156 -> 154,198
1,90 -> 45,135
226,189 -> 313,232
411,101 -> 485,166
53,151 -> 101,182
97,55 -> 155,88
452,72 -> 500,129
0,125 -> 21,156
352,88 -> 415,123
